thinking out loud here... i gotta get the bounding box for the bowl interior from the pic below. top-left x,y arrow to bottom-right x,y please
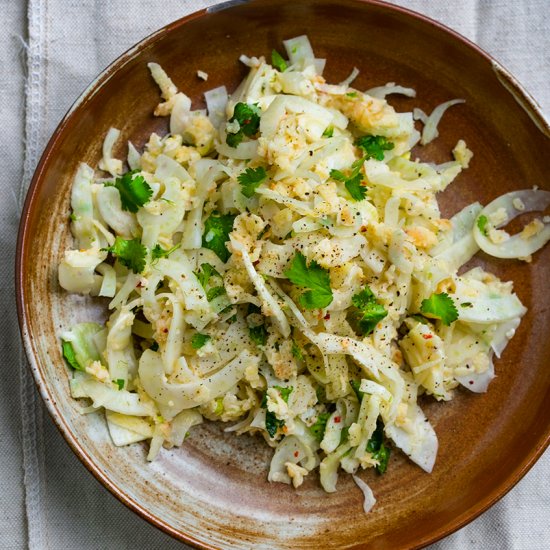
18,0 -> 550,548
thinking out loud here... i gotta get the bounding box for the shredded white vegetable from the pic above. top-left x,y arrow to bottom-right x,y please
57,35 -> 546,512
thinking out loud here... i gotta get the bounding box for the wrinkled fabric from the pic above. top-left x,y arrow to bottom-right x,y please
1,0 -> 547,548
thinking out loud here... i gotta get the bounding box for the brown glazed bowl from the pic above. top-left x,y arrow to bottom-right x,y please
16,0 -> 550,548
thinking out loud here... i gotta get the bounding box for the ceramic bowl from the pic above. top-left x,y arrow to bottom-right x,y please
16,0 -> 550,548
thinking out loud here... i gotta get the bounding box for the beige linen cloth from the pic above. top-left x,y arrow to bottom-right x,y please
1,0 -> 548,548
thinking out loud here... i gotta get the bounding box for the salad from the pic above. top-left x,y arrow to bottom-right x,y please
58,36 -> 550,511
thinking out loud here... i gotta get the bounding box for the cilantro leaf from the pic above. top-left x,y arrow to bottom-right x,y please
104,237 -> 146,273
420,292 -> 459,326
344,172 -> 367,201
150,341 -> 159,352
339,426 -> 351,445
238,166 -> 267,198
309,412 -> 331,441
226,102 -> 261,148
355,135 -> 394,161
477,214 -> 489,236
291,341 -> 303,360
349,287 -> 388,335
151,243 -> 180,262
114,378 -> 125,390
260,391 -> 285,437
202,212 -> 236,262
106,170 -> 153,213
194,262 -> 221,288
191,333 -> 211,349
284,252 -> 333,309
322,126 -> 334,138
62,341 -> 83,371
330,156 -> 367,201
249,325 -> 268,346
274,385 -> 293,403
271,49 -> 287,72
350,379 -> 364,401
366,419 -> 391,474
410,314 -> 430,325
265,411 -> 284,438
206,286 -> 226,302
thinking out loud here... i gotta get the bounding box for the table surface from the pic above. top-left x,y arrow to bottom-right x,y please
1,0 -> 549,548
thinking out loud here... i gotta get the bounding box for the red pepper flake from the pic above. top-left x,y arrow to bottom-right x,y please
422,334 -> 433,340
324,313 -> 331,320
253,260 -> 260,266
469,380 -> 474,385
136,281 -> 143,288
293,451 -> 299,458
334,416 -> 341,423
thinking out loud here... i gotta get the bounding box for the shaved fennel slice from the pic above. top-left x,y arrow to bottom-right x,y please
105,307 -> 137,382
491,318 -> 521,358
473,190 -> 550,258
96,185 -> 139,239
216,138 -> 259,160
70,162 -> 97,249
204,85 -> 228,130
339,67 -> 360,87
303,332 -> 380,379
455,355 -> 495,393
431,202 -> 483,256
230,238 -> 291,337
96,263 -> 116,298
106,410 -> 153,446
98,127 -> 123,176
366,82 -> 416,99
413,107 -> 428,124
71,371 -> 155,416
138,349 -> 254,415
420,99 -> 465,145
283,35 -> 315,71
352,475 -> 376,513
384,404 -> 438,473
127,141 -> 141,170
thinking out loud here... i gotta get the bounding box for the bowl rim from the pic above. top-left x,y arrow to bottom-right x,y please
15,0 -> 550,548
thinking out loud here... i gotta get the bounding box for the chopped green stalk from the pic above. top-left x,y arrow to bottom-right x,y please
271,49 -> 288,72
